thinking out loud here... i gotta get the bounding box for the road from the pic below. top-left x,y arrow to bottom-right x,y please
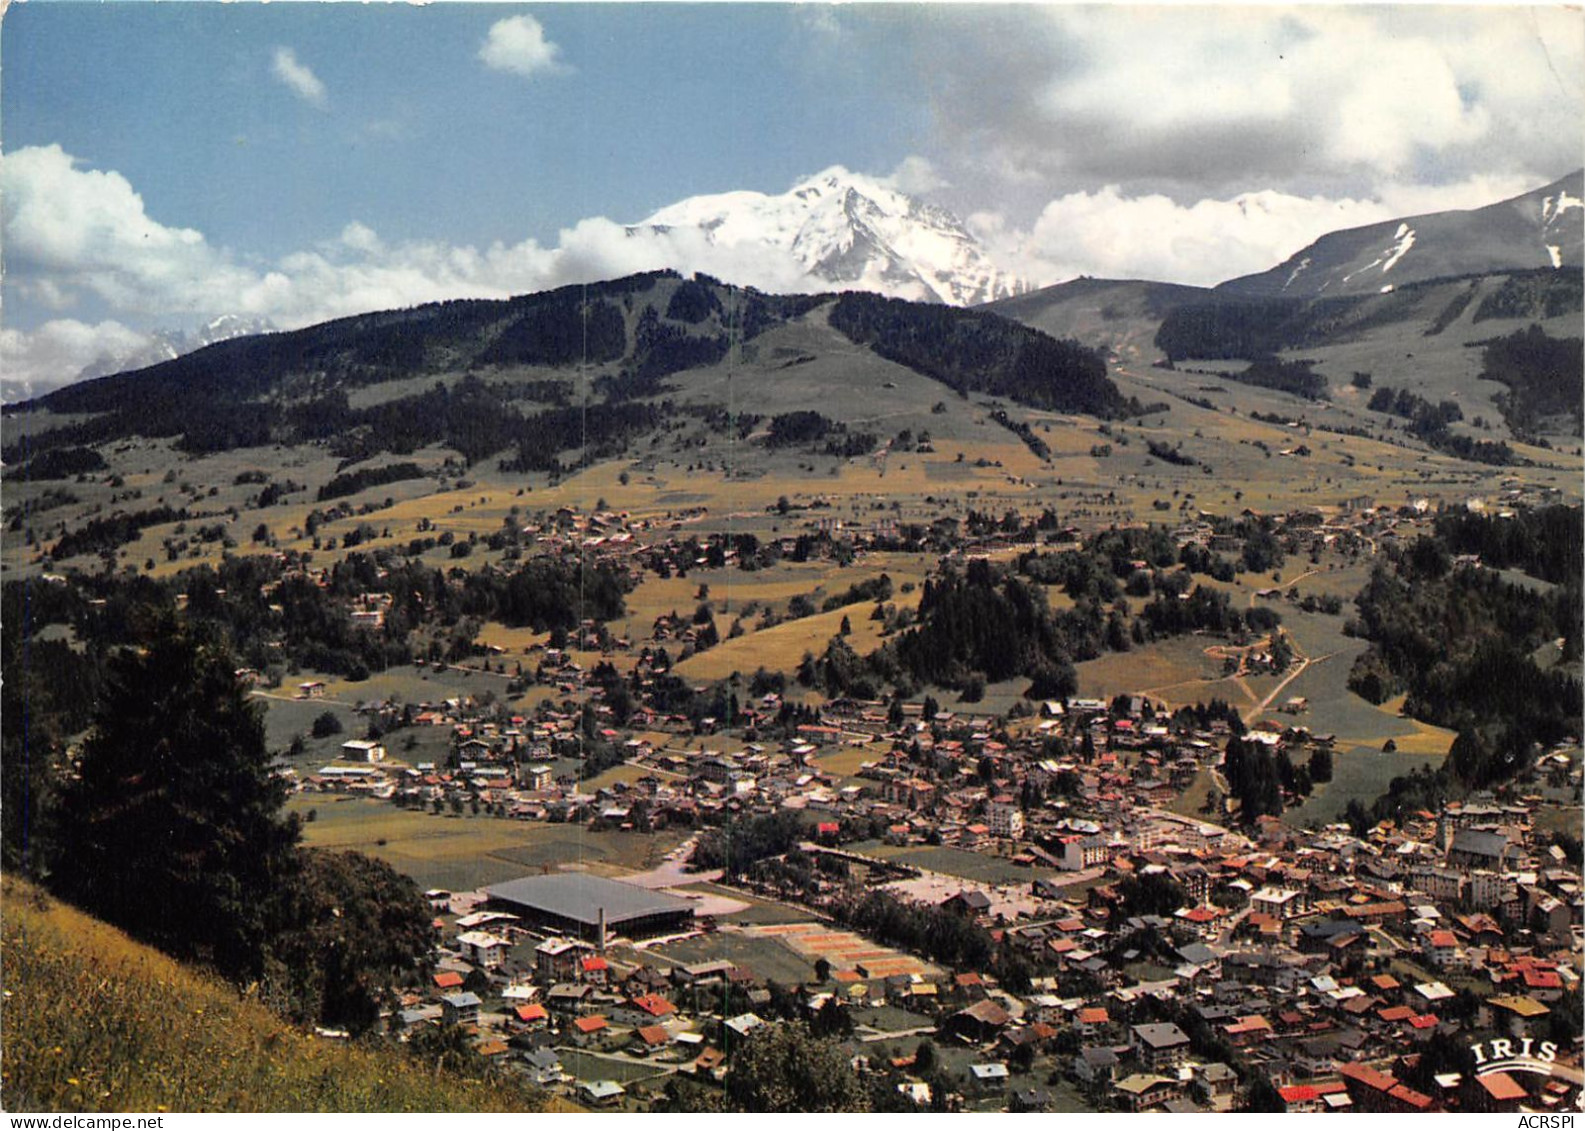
1243,650 -> 1340,726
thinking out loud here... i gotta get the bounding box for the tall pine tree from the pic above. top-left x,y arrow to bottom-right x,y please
55,629 -> 300,982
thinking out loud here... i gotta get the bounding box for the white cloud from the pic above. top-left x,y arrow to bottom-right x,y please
2,144 -> 254,316
2,145 -> 848,349
0,319 -> 155,400
919,6 -> 1582,200
883,155 -> 948,196
0,143 -> 1568,394
479,15 -> 566,79
271,47 -> 326,107
981,173 -> 1548,289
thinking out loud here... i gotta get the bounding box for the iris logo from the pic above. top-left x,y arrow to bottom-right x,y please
1470,1036 -> 1561,1077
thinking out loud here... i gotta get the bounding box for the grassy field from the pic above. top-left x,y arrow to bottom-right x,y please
288,797 -> 686,892
0,876 -> 550,1113
813,744 -> 881,778
848,841 -> 1036,885
1285,744 -> 1442,828
1532,805 -> 1584,837
673,573 -> 925,683
1075,635 -> 1223,703
1165,767 -> 1220,820
554,1048 -> 671,1086
10,285 -> 1580,586
849,1004 -> 937,1033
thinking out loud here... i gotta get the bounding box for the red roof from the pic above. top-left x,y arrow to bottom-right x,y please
433,971 -> 465,989
1340,1062 -> 1398,1093
629,993 -> 676,1017
1427,930 -> 1458,948
1387,1084 -> 1432,1110
1078,1007 -> 1110,1025
573,1015 -> 608,1034
1478,1073 -> 1528,1102
1408,1013 -> 1439,1030
515,1004 -> 548,1023
1280,1085 -> 1320,1104
581,956 -> 609,972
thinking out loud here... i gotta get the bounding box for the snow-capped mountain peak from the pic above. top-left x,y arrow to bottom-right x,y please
632,167 -> 1024,306
75,315 -> 276,383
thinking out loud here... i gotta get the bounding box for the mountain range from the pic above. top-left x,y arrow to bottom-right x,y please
21,168 -> 1584,394
1218,171 -> 1583,299
631,166 -> 1023,307
75,315 -> 277,383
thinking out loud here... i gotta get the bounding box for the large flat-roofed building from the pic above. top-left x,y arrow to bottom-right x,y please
486,873 -> 695,942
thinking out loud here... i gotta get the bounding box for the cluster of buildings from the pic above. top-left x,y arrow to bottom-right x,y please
319,673 -> 1580,1112
272,494 -> 1582,1111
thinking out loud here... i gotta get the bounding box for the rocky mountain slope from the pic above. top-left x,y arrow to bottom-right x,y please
1217,171 -> 1584,299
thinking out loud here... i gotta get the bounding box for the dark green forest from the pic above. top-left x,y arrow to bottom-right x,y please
828,292 -> 1131,416
1346,506 -> 1582,784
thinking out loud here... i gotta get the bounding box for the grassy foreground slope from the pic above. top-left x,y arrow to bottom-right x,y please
0,877 -> 554,1113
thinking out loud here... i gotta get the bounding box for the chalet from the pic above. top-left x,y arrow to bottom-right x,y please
537,938 -> 586,982
1115,1074 -> 1183,1112
546,983 -> 593,1014
339,739 -> 386,763
947,998 -> 1011,1042
1075,1046 -> 1120,1086
969,1063 -> 1010,1093
1131,1022 -> 1191,1071
615,993 -> 678,1028
521,1048 -> 564,1086
633,1024 -> 672,1052
513,1003 -> 550,1027
579,1079 -> 624,1106
942,890 -> 993,920
441,992 -> 481,1027
1195,1062 -> 1239,1111
1010,1087 -> 1053,1112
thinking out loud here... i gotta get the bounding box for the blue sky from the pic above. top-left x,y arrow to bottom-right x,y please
3,5 -> 929,263
3,3 -> 1581,392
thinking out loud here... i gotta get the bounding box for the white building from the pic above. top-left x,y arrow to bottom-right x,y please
340,739 -> 386,763
986,794 -> 1025,839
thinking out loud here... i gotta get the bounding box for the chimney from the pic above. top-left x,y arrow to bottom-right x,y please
597,907 -> 607,954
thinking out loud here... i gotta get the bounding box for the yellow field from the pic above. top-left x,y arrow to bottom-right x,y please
1353,696 -> 1457,756
813,744 -> 880,778
675,586 -> 922,682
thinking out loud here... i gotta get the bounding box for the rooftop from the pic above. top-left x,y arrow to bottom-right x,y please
487,873 -> 695,927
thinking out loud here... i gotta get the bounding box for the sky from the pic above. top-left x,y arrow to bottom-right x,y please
2,2 -> 1582,394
